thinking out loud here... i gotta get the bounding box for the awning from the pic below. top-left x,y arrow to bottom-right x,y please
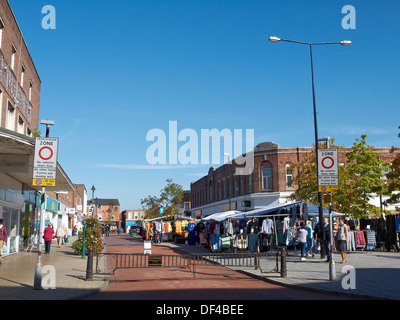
202,210 -> 240,222
126,221 -> 141,227
0,128 -> 75,192
229,201 -> 345,220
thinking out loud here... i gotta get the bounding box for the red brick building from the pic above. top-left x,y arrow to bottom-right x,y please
87,198 -> 121,222
190,142 -> 399,217
0,0 -> 41,135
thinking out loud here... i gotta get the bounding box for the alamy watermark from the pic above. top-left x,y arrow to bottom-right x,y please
42,5 -> 56,30
42,265 -> 56,289
341,265 -> 356,290
146,121 -> 254,175
342,5 -> 356,30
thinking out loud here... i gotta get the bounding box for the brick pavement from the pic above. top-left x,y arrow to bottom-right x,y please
0,236 -> 108,300
0,233 -> 399,300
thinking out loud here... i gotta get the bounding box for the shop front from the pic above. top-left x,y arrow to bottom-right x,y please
0,186 -> 25,256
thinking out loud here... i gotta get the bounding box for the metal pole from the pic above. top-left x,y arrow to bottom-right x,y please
34,125 -> 51,290
85,249 -> 93,280
309,44 -> 325,259
280,248 -> 287,278
329,203 -> 336,280
34,186 -> 45,290
82,220 -> 86,259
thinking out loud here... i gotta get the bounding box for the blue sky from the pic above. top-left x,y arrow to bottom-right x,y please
9,0 -> 400,210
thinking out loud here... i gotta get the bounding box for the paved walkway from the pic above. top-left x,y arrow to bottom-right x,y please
0,236 -> 108,300
158,239 -> 400,300
0,234 -> 399,300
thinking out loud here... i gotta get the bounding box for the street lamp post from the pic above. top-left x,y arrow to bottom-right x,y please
269,36 -> 351,261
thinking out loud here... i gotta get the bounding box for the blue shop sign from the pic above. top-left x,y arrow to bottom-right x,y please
46,197 -> 59,213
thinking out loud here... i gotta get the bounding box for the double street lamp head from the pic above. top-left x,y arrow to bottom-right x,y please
268,36 -> 352,46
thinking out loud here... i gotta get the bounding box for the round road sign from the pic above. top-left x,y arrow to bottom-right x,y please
321,156 -> 334,169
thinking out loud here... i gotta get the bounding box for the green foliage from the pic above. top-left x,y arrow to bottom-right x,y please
72,218 -> 104,255
290,135 -> 391,219
385,152 -> 400,208
141,179 -> 183,219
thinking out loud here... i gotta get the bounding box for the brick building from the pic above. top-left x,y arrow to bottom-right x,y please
87,198 -> 121,222
0,0 -> 41,135
190,142 -> 400,217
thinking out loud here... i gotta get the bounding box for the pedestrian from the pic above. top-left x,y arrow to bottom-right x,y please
62,225 -> 68,244
337,217 -> 348,263
56,225 -> 65,247
297,222 -> 308,261
312,220 -> 321,258
322,217 -> 331,262
305,220 -> 313,257
43,223 -> 55,254
0,219 -> 7,265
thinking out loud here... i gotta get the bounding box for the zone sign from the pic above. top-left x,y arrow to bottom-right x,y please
317,148 -> 338,186
33,137 -> 59,180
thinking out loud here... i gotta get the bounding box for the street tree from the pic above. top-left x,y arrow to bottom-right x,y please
141,179 -> 183,219
290,135 -> 390,219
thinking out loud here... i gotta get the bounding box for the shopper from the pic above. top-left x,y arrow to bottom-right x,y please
337,217 -> 348,263
297,222 -> 308,261
56,225 -> 65,247
43,223 -> 55,254
312,220 -> 321,258
0,219 -> 7,265
305,220 -> 313,257
62,225 -> 68,244
322,217 -> 331,262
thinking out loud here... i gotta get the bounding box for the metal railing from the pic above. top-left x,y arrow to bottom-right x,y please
95,251 -> 282,278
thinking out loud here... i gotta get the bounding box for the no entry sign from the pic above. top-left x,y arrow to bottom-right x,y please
33,137 -> 59,182
318,148 -> 338,189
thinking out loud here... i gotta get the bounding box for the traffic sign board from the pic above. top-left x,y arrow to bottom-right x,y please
318,149 -> 338,187
33,179 -> 56,187
33,137 -> 59,182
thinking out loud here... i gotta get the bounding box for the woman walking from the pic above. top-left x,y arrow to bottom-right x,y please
43,223 -> 55,254
337,217 -> 348,263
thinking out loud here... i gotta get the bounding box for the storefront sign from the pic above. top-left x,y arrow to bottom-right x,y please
46,197 -> 59,213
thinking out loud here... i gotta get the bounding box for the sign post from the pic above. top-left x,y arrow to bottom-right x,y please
318,148 -> 338,281
33,122 -> 57,290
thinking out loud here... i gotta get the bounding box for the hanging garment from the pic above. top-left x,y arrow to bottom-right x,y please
210,234 -> 221,251
239,219 -> 247,231
236,234 -> 248,250
260,233 -> 272,252
261,218 -> 274,234
246,219 -> 259,234
224,220 -> 234,235
354,230 -> 366,248
221,234 -> 231,249
364,230 -> 376,250
248,234 -> 260,252
175,221 -> 182,234
199,232 -> 208,246
187,222 -> 197,245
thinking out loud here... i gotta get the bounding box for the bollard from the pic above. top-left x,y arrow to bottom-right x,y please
280,248 -> 287,278
85,249 -> 93,281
